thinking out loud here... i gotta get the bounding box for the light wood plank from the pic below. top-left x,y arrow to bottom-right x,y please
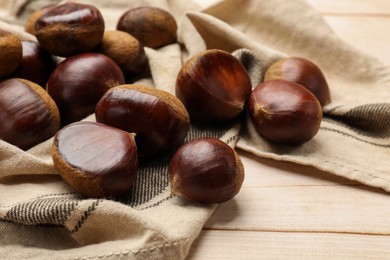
205,185 -> 390,235
188,230 -> 390,259
307,0 -> 390,14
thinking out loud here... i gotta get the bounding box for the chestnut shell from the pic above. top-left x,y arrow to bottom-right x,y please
47,53 -> 125,125
0,30 -> 22,78
96,30 -> 148,81
96,84 -> 190,157
35,1 -> 105,57
248,80 -> 322,145
170,138 -> 244,204
13,40 -> 57,87
117,6 -> 177,49
52,121 -> 138,198
176,49 -> 252,123
0,78 -> 60,150
264,57 -> 331,106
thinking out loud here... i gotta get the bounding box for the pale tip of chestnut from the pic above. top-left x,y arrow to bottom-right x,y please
0,29 -> 22,78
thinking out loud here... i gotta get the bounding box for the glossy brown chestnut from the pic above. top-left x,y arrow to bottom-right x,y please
248,80 -> 322,145
24,4 -> 54,35
47,53 -> 125,125
96,30 -> 148,81
13,40 -> 57,87
264,57 -> 331,106
0,30 -> 22,78
170,138 -> 245,204
96,84 -> 190,157
117,6 -> 177,49
176,49 -> 252,123
0,78 -> 60,150
52,121 -> 138,198
35,1 -> 105,57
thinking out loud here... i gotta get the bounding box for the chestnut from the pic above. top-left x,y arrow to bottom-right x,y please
12,40 -> 57,87
52,121 -> 138,198
95,84 -> 190,157
0,78 -> 60,150
47,53 -> 125,125
24,4 -> 54,35
117,6 -> 177,49
170,138 -> 245,204
248,80 -> 322,145
0,29 -> 22,78
264,57 -> 331,106
96,30 -> 148,81
35,1 -> 105,57
176,49 -> 252,123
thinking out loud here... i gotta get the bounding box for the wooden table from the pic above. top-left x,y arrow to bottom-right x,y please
188,0 -> 390,258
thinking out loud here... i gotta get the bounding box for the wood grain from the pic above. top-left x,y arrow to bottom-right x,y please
189,230 -> 390,259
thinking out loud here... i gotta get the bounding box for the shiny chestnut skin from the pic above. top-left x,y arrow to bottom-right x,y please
0,29 -> 22,78
0,78 -> 60,150
35,1 -> 105,57
13,41 -> 57,87
47,53 -> 125,125
52,121 -> 138,198
170,138 -> 245,204
248,80 -> 322,145
96,30 -> 148,81
96,84 -> 190,158
264,57 -> 330,106
176,49 -> 252,123
117,6 -> 177,49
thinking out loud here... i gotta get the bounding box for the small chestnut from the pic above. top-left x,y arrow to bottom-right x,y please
170,138 -> 245,204
47,53 -> 125,125
96,30 -> 148,81
52,121 -> 138,198
248,79 -> 322,145
176,49 -> 252,123
0,29 -> 22,78
0,78 -> 60,150
13,40 -> 57,87
117,6 -> 177,49
96,84 -> 190,157
35,1 -> 105,57
264,57 -> 331,106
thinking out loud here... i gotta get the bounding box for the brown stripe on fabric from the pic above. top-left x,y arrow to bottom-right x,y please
325,103 -> 390,138
321,126 -> 390,148
3,196 -> 79,226
69,199 -> 102,234
344,103 -> 390,138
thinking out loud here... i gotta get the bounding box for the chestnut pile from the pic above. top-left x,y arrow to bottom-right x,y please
0,1 -> 330,204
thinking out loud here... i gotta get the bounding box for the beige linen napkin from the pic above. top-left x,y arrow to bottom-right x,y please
0,0 -> 389,259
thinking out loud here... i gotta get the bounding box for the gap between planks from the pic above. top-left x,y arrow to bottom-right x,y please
320,12 -> 390,17
203,227 -> 390,237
